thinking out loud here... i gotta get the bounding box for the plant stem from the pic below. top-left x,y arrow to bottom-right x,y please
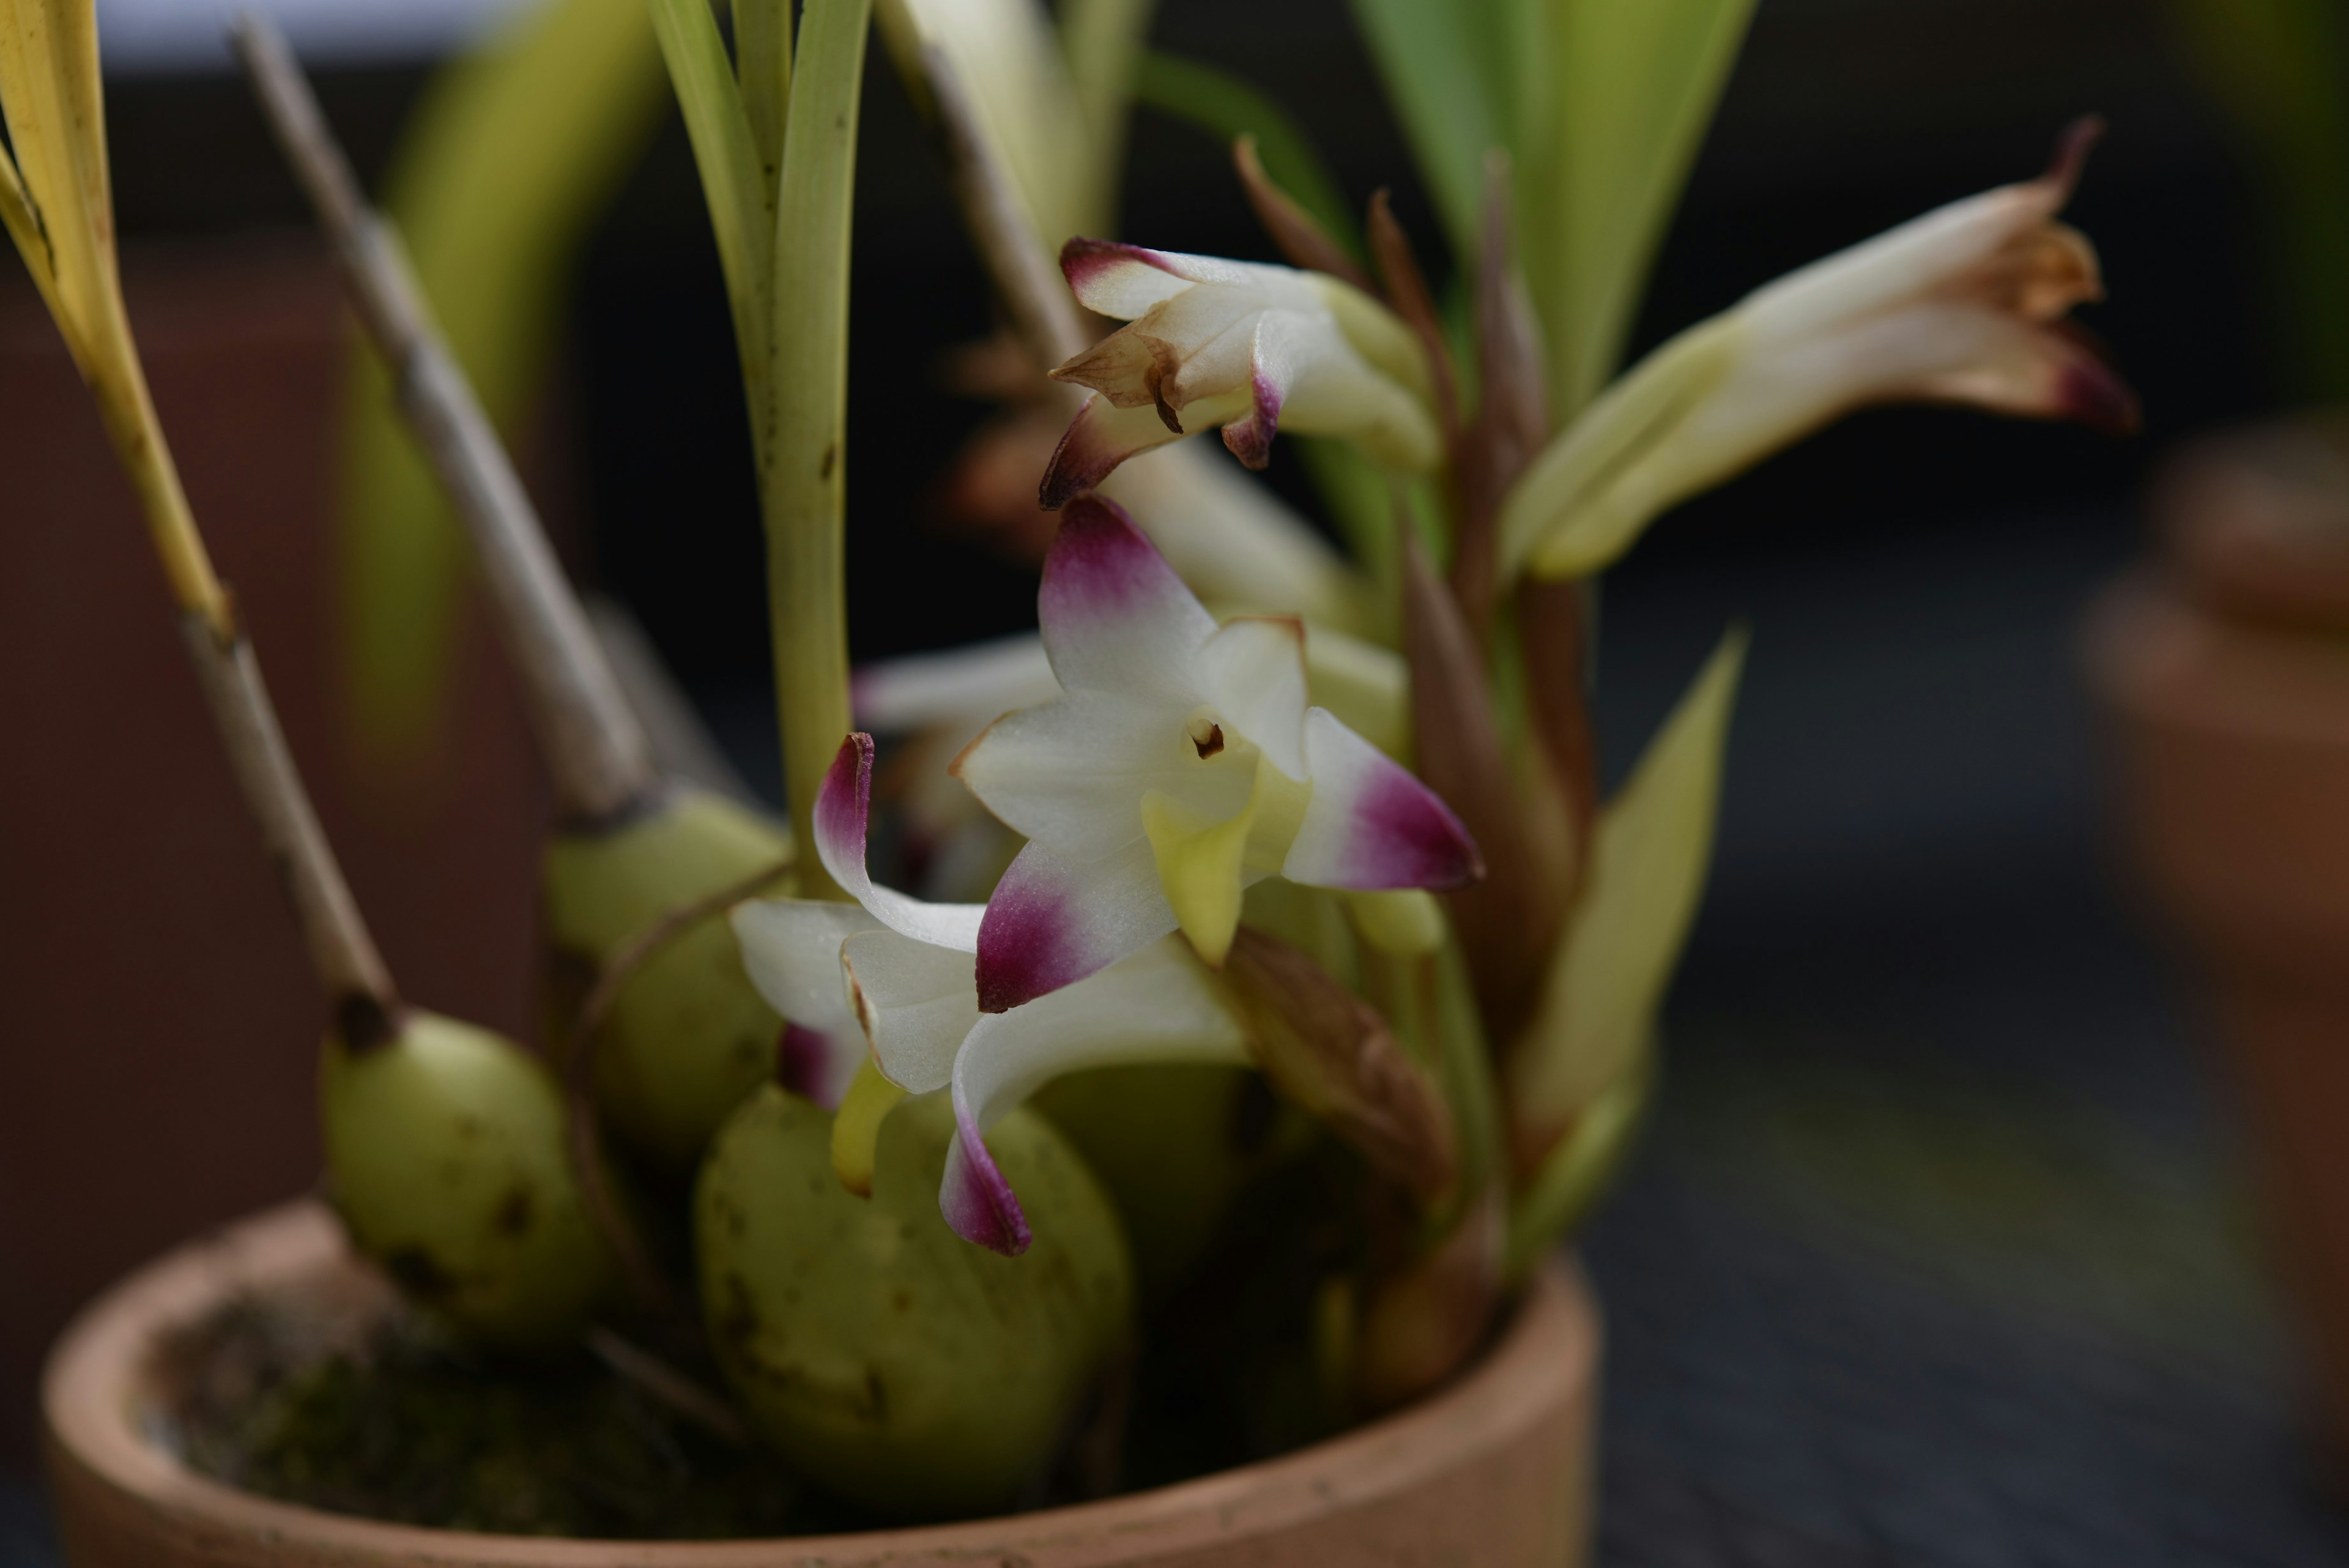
180,612 -> 401,1038
4,7 -> 394,1030
764,0 -> 873,898
234,15 -> 661,825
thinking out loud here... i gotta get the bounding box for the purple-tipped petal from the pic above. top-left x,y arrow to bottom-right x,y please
1035,496 -> 1218,699
1284,708 -> 1483,891
942,937 -> 1249,1247
1220,359 -> 1288,470
976,838 -> 1174,1012
2052,341 -> 2139,434
1040,393 -> 1190,509
941,1109 -> 1031,1255
1059,237 -> 1194,318
811,734 -> 985,951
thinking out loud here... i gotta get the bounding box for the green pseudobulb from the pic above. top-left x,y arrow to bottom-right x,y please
697,1088 -> 1134,1519
321,1010 -> 615,1350
541,784 -> 792,1173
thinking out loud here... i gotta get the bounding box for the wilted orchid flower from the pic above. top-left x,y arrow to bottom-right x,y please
954,496 -> 1480,1013
1499,120 -> 2136,581
732,734 -> 1250,1254
1039,241 -> 1443,507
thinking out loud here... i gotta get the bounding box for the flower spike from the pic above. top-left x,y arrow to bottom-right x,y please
957,497 -> 1478,1011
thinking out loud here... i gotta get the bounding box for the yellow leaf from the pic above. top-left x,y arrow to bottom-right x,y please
1507,624 -> 1745,1136
0,138 -> 62,322
1542,0 -> 1758,417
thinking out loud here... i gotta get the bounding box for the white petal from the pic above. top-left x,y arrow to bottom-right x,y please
954,937 -> 1252,1134
729,899 -> 880,1037
1195,615 -> 1308,779
838,929 -> 979,1094
1283,708 -> 1482,891
851,634 -> 1060,735
811,735 -> 986,951
974,836 -> 1176,1011
1033,494 -> 1218,700
940,937 -> 1252,1252
1097,440 -> 1372,634
952,688 -> 1191,859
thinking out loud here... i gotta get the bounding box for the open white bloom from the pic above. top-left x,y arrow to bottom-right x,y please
730,734 -> 1249,1254
954,496 -> 1479,1014
1499,121 -> 2136,581
1039,241 -> 1442,507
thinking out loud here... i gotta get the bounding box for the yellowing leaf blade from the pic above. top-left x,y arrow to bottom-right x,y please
1544,0 -> 1756,415
1507,623 -> 1745,1142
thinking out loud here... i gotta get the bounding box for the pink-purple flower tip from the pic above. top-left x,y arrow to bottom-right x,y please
941,1113 -> 1032,1255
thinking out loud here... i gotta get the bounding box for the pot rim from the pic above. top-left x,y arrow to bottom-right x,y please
43,1200 -> 1597,1567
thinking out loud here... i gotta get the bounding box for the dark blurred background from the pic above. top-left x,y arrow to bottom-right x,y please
5,0 -> 2337,1562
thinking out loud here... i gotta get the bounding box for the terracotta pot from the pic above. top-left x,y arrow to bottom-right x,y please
2085,411 -> 2349,1450
42,1202 -> 1600,1567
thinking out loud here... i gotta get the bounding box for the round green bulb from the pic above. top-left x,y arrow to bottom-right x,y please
320,1009 -> 615,1350
541,784 -> 793,1173
697,1088 -> 1134,1519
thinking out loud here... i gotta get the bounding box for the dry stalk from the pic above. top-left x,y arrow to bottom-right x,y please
232,14 -> 660,826
180,609 -> 401,1038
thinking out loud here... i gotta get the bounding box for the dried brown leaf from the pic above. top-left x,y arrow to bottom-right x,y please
1233,134 -> 1373,291
1221,926 -> 1457,1204
1401,538 -> 1569,1054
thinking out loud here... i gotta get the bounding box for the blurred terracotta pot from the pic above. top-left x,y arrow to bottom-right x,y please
42,1202 -> 1599,1567
2087,411 -> 2349,1449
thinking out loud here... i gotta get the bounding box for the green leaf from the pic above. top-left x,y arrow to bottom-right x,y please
1539,0 -> 1756,417
334,0 -> 669,759
1494,308 -> 1743,583
732,0 -> 793,187
1132,50 -> 1362,262
650,0 -> 773,424
1059,0 -> 1156,234
2164,0 -> 2349,401
762,0 -> 873,896
1343,0 -> 1515,265
1506,623 -> 1745,1183
1504,1044 -> 1649,1277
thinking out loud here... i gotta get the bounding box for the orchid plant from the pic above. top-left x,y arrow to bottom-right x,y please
6,0 -> 2134,1529
677,0 -> 2128,1495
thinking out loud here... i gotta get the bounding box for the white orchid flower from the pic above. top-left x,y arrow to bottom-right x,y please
953,496 -> 1480,1013
731,734 -> 1250,1255
1039,241 -> 1442,507
1500,121 -> 2136,581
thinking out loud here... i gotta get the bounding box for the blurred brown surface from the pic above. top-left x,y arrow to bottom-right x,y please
0,236 -> 548,1467
2090,414 -> 2349,1475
